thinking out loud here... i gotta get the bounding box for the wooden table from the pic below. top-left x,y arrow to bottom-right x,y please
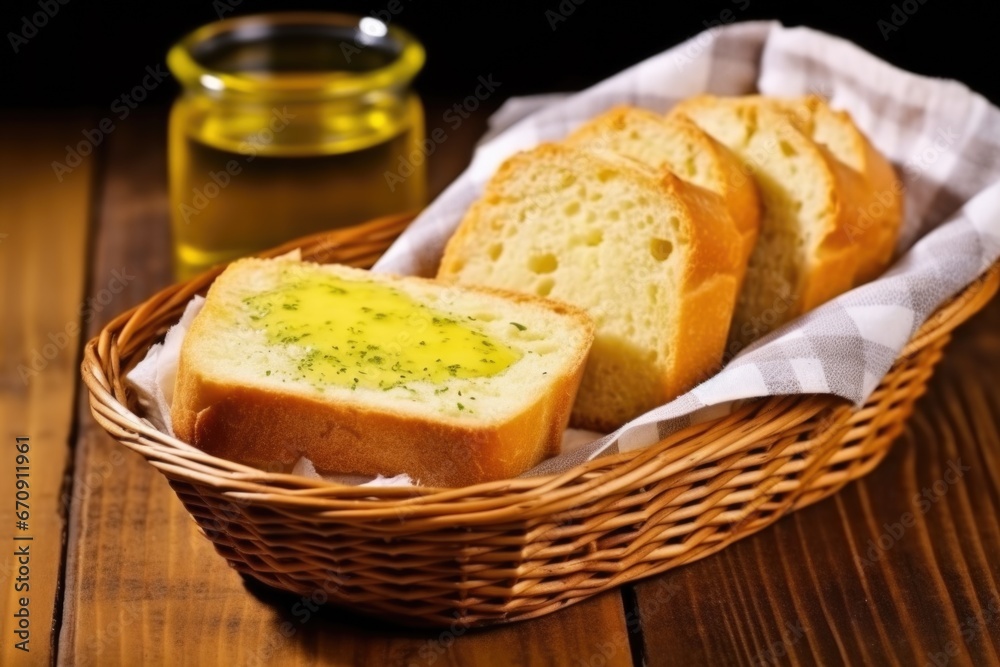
3,108 -> 1000,667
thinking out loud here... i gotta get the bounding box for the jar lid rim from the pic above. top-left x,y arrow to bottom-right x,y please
167,12 -> 425,99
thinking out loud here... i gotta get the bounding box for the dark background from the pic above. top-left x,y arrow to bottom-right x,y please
1,0 -> 997,109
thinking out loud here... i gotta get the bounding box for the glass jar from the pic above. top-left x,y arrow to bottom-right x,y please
167,12 -> 426,279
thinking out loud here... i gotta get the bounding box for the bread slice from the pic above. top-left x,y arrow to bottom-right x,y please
669,96 -> 861,352
566,106 -> 761,272
171,257 -> 594,487
437,143 -> 744,431
771,96 -> 903,284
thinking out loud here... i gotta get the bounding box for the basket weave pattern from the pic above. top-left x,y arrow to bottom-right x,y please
82,215 -> 1000,627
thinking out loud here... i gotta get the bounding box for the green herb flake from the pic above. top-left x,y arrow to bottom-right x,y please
510,322 -> 527,331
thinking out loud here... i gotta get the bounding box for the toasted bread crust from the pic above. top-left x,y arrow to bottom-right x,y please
171,262 -> 594,487
173,351 -> 587,487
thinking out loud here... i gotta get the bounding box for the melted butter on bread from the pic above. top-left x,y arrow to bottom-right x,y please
240,270 -> 522,395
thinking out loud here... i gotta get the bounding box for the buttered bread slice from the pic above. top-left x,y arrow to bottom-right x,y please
566,106 -> 761,271
670,96 -> 862,352
171,257 -> 594,487
438,143 -> 744,432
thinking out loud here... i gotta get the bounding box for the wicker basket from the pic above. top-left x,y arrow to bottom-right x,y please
82,214 -> 1000,627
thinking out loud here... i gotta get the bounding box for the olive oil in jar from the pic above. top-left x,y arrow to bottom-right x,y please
167,13 -> 427,279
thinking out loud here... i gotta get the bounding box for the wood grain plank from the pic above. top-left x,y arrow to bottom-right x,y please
0,114 -> 94,666
631,295 -> 1000,666
58,112 -> 632,666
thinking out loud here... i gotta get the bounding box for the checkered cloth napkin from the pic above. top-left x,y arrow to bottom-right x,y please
373,21 -> 1000,472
